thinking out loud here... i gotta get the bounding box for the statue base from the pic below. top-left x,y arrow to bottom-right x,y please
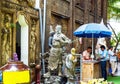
44,76 -> 61,84
66,78 -> 76,84
44,75 -> 76,84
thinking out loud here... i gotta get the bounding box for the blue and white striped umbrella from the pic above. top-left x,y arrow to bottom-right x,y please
73,23 -> 112,38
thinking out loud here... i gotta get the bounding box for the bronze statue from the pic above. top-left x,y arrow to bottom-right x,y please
65,48 -> 77,84
30,19 -> 37,63
44,25 -> 71,77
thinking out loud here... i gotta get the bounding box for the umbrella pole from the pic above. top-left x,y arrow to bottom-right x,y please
91,34 -> 94,60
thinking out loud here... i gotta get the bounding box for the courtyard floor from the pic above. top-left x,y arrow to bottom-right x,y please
107,62 -> 120,84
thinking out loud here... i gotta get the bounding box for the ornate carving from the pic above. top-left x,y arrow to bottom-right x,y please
30,19 -> 37,63
12,0 -> 19,4
27,0 -> 36,7
17,0 -> 35,8
1,1 -> 38,17
1,13 -> 12,64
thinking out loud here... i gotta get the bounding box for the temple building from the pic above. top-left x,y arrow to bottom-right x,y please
0,0 -> 108,83
0,0 -> 40,66
0,0 -> 108,66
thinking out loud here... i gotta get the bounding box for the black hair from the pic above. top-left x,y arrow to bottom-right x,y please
60,76 -> 67,84
100,45 -> 105,49
109,46 -> 113,49
87,46 -> 92,49
50,32 -> 55,36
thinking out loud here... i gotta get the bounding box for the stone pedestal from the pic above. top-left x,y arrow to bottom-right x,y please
66,78 -> 76,84
44,76 -> 61,84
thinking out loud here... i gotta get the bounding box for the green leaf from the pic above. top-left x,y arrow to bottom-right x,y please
108,0 -> 120,20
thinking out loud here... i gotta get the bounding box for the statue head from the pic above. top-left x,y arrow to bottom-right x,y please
71,48 -> 76,55
55,25 -> 61,34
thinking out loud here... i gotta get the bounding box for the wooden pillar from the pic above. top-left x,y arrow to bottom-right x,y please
13,12 -> 17,55
45,0 -> 52,52
103,0 -> 110,47
102,0 -> 107,24
68,0 -> 74,41
97,0 -> 102,22
94,0 -> 97,22
83,0 -> 89,50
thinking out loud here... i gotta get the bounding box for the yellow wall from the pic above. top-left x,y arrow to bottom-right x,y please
3,70 -> 30,84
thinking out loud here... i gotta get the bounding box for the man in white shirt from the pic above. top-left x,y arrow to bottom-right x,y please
108,46 -> 117,76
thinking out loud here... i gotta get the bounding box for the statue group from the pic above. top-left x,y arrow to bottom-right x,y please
44,25 -> 78,84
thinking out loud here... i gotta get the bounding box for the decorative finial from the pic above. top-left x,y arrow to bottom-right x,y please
13,53 -> 18,61
100,18 -> 104,25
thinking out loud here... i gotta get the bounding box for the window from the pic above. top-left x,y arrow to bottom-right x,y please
76,0 -> 85,9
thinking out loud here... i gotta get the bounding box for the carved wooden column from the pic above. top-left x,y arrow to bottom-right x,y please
0,13 -> 13,65
13,12 -> 17,55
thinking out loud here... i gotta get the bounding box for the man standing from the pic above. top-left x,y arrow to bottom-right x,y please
99,45 -> 108,80
108,46 -> 117,76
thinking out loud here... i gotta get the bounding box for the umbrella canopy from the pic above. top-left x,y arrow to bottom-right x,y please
73,23 -> 112,38
73,22 -> 112,60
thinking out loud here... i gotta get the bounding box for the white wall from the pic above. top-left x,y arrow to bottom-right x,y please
18,15 -> 29,65
21,26 -> 29,65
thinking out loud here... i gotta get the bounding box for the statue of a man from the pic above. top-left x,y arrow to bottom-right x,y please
44,25 -> 71,77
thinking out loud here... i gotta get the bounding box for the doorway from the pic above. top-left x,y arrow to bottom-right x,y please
16,22 -> 21,61
16,14 -> 29,65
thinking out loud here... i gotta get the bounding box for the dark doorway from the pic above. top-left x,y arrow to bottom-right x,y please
16,22 -> 21,60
